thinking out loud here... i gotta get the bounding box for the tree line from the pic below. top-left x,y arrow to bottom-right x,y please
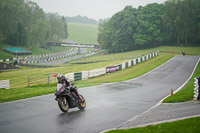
98,0 -> 200,53
0,0 -> 68,50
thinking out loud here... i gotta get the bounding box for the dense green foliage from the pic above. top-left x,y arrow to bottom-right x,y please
0,0 -> 68,50
0,22 -> 98,59
98,0 -> 200,53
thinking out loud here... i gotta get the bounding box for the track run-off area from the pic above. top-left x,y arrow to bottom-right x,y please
0,56 -> 199,133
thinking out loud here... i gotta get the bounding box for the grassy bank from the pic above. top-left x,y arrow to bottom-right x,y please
158,46 -> 200,55
0,84 -> 56,103
0,43 -> 16,59
67,23 -> 98,44
74,54 -> 173,87
0,48 -> 160,89
163,61 -> 200,102
31,46 -> 71,55
0,53 -> 173,103
0,44 -> 72,59
1,46 -> 200,103
107,117 -> 200,133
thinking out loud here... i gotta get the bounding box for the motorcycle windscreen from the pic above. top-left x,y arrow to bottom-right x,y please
57,83 -> 64,91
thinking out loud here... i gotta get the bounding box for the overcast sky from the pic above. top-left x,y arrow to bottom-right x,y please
30,0 -> 167,20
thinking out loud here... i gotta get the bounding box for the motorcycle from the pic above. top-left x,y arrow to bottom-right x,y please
55,83 -> 86,112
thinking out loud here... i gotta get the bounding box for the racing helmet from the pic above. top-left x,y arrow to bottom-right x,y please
57,74 -> 64,83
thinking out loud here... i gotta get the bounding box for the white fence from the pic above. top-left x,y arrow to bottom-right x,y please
0,80 -> 10,89
82,71 -> 89,80
65,73 -> 75,81
64,51 -> 159,81
88,68 -> 106,78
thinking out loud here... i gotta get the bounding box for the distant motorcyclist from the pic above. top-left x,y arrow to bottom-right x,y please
57,74 -> 82,100
182,50 -> 185,56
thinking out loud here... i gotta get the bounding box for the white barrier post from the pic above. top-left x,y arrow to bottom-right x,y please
81,71 -> 89,80
194,77 -> 200,100
0,80 -> 10,89
133,59 -> 136,65
146,55 -> 149,60
65,73 -> 75,81
62,52 -> 160,82
142,56 -> 145,61
122,63 -> 126,70
138,58 -> 141,63
128,60 -> 132,67
88,68 -> 106,78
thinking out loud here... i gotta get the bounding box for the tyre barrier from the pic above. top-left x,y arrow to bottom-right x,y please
0,49 -> 79,64
64,51 -> 159,81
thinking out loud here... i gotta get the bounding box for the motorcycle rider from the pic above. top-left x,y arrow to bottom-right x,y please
57,74 -> 82,100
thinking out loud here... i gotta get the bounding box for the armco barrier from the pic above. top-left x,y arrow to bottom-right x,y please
65,51 -> 159,81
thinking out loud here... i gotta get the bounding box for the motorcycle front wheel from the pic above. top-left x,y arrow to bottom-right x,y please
58,96 -> 69,112
78,95 -> 86,110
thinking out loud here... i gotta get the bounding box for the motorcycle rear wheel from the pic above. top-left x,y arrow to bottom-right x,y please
78,95 -> 86,110
58,96 -> 69,112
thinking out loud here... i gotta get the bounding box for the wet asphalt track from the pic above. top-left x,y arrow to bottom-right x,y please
0,56 -> 199,133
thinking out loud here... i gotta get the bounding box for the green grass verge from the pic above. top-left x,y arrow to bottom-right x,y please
74,54 -> 173,86
1,46 -> 200,103
0,44 -> 72,59
106,117 -> 200,133
0,48 -> 161,89
0,54 -> 173,103
31,46 -> 71,55
163,61 -> 200,103
0,83 -> 56,103
0,43 -> 16,59
67,22 -> 98,44
158,46 -> 200,56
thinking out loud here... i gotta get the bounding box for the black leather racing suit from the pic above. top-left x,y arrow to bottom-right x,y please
58,77 -> 82,99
